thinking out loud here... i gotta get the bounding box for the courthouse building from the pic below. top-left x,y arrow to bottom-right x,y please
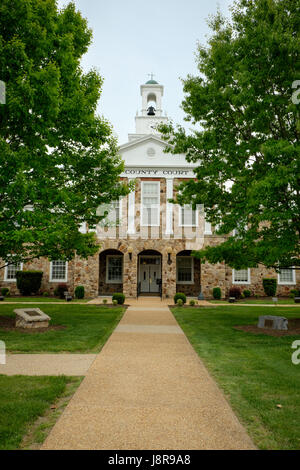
1,79 -> 299,298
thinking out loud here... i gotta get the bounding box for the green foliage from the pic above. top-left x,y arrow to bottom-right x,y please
176,298 -> 183,306
159,0 -> 300,270
74,285 -> 85,299
0,0 -> 129,267
102,298 -> 107,304
112,299 -> 118,306
16,270 -> 43,295
243,289 -> 251,298
290,289 -> 300,298
1,287 -> 9,297
262,278 -> 277,297
174,292 -> 187,304
42,291 -> 49,297
54,283 -> 68,299
112,293 -> 125,305
212,287 -> 221,300
189,299 -> 196,306
229,286 -> 241,299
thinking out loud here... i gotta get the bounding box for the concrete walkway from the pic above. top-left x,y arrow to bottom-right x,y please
42,298 -> 255,450
0,354 -> 97,376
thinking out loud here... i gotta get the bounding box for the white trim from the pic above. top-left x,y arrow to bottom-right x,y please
106,255 -> 123,284
4,262 -> 23,282
278,267 -> 296,285
165,178 -> 173,235
232,268 -> 251,285
50,261 -> 68,283
176,256 -> 194,284
204,213 -> 212,235
127,180 -> 136,234
179,205 -> 198,227
141,181 -> 160,227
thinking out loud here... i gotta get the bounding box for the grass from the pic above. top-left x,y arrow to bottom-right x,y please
172,305 -> 300,450
0,304 -> 124,352
1,296 -> 88,302
0,375 -> 82,450
210,298 -> 295,304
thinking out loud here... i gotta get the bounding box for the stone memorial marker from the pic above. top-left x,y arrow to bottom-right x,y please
14,308 -> 50,329
258,315 -> 288,331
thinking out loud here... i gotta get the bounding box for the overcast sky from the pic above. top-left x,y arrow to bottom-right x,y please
57,0 -> 232,144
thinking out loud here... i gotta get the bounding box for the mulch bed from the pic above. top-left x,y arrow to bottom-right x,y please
0,316 -> 66,333
234,318 -> 300,337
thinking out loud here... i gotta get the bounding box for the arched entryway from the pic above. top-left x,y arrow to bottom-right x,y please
99,249 -> 123,295
176,250 -> 201,296
137,250 -> 162,295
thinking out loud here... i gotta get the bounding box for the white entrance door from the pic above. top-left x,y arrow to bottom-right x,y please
139,258 -> 161,293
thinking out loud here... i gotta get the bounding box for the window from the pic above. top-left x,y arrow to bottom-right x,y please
176,257 -> 194,284
106,256 -> 123,283
278,267 -> 295,285
179,205 -> 198,227
232,268 -> 250,284
4,261 -> 23,281
50,261 -> 68,282
141,182 -> 160,226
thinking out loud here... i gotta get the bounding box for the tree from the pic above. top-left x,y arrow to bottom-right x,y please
159,0 -> 300,271
0,0 -> 128,268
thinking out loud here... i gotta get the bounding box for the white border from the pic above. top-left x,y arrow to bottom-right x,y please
176,256 -> 194,284
278,267 -> 296,285
106,255 -> 123,284
232,268 -> 251,285
50,261 -> 68,283
141,181 -> 160,227
4,262 -> 23,282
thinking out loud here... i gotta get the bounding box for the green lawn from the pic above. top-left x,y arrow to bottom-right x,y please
172,306 -> 300,450
1,296 -> 88,303
0,304 -> 124,352
210,298 -> 295,304
0,375 -> 81,450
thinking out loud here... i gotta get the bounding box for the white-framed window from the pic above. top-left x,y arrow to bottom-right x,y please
176,256 -> 194,284
4,261 -> 23,281
179,205 -> 198,227
141,181 -> 160,226
278,267 -> 296,285
50,261 -> 68,282
106,255 -> 123,284
232,268 -> 251,284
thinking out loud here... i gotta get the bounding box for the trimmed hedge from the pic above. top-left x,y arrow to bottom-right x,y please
243,289 -> 251,298
174,292 -> 186,304
212,287 -> 221,300
1,287 -> 10,297
229,286 -> 241,299
75,286 -> 85,299
16,271 -> 43,295
112,292 -> 125,305
263,278 -> 277,297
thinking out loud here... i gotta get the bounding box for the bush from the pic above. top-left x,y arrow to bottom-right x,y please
42,291 -> 49,297
229,286 -> 241,299
212,287 -> 221,300
176,298 -> 183,306
262,278 -> 277,297
243,289 -> 251,298
1,287 -> 10,297
174,292 -> 186,304
112,299 -> 118,306
290,289 -> 300,298
112,293 -> 125,305
16,271 -> 43,295
75,285 -> 85,299
102,298 -> 107,304
189,299 -> 196,306
54,283 -> 68,299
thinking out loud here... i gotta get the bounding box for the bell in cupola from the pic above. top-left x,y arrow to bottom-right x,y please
147,105 -> 156,116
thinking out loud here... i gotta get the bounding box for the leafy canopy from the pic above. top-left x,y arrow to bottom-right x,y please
159,0 -> 300,270
0,0 -> 128,266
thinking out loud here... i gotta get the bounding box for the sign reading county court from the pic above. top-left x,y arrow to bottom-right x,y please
121,167 -> 196,178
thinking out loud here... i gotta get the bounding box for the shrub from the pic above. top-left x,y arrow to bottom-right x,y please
16,271 -> 43,295
112,293 -> 125,305
243,289 -> 251,298
290,289 -> 300,298
176,298 -> 183,306
229,286 -> 241,299
112,299 -> 118,306
174,292 -> 186,304
1,287 -> 10,297
75,285 -> 85,299
262,278 -> 277,297
212,287 -> 221,300
189,299 -> 196,306
102,298 -> 107,304
42,291 -> 49,297
54,283 -> 68,299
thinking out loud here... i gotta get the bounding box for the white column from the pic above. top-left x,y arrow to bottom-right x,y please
165,178 -> 173,235
127,179 -> 135,235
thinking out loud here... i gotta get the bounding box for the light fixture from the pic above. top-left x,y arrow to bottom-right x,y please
166,246 -> 172,264
127,246 -> 133,261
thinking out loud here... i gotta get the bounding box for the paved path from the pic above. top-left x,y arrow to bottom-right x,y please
42,298 -> 255,450
0,354 -> 97,376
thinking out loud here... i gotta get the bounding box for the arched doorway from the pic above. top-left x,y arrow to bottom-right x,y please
99,249 -> 123,295
138,250 -> 162,295
176,250 -> 201,297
